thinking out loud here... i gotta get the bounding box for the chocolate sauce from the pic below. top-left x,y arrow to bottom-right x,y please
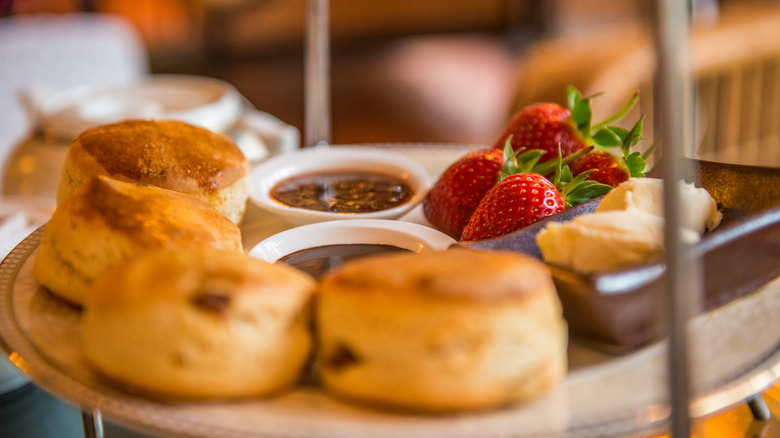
278,244 -> 411,279
270,171 -> 412,213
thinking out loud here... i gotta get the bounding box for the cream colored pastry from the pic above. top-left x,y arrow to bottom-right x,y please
595,177 -> 722,234
82,247 -> 316,400
56,119 -> 249,223
537,209 -> 700,273
316,248 -> 567,413
32,176 -> 243,306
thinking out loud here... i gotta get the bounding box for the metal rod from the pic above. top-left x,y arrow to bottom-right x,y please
304,0 -> 331,147
747,395 -> 771,421
653,0 -> 696,436
81,409 -> 104,438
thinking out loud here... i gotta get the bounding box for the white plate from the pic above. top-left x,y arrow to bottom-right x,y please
248,145 -> 432,226
248,219 -> 456,263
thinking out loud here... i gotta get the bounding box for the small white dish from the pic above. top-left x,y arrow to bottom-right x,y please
247,219 -> 455,264
248,146 -> 431,226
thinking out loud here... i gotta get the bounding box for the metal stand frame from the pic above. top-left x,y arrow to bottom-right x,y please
82,409 -> 103,438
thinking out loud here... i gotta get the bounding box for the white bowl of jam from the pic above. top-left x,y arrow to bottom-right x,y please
248,146 -> 431,225
248,219 -> 456,279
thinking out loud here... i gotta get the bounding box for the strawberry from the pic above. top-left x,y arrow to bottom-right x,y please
460,158 -> 611,242
568,151 -> 630,187
493,86 -> 639,163
460,173 -> 565,242
568,116 -> 655,187
424,142 -> 593,239
422,148 -> 505,239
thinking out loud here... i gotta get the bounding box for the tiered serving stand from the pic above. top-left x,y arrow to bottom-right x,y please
2,0 -> 780,437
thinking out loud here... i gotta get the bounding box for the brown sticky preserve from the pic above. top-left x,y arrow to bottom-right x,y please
270,171 -> 412,213
278,244 -> 412,279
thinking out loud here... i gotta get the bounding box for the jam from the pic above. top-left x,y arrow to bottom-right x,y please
270,171 -> 412,213
278,244 -> 412,279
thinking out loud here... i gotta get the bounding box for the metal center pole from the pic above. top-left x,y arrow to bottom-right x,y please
304,0 -> 331,147
654,0 -> 696,436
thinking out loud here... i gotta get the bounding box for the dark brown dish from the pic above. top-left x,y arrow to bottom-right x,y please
467,157 -> 780,352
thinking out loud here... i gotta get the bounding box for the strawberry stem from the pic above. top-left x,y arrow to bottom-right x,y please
592,92 -> 639,131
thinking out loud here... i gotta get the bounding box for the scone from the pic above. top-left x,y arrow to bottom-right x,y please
33,175 -> 243,306
316,248 -> 567,413
82,247 -> 316,400
56,119 -> 249,223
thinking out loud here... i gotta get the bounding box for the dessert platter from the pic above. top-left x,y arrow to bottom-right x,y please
2,138 -> 780,438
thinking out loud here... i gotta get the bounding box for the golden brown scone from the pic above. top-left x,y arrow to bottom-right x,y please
82,247 -> 316,400
56,119 -> 249,223
316,248 -> 567,413
33,176 -> 243,306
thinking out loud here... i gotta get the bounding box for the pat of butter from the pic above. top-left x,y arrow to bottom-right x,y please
595,177 -> 722,234
537,177 -> 721,274
537,209 -> 700,274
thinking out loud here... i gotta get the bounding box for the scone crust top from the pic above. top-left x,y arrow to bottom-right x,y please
69,119 -> 248,193
88,247 -> 315,311
320,248 -> 554,302
72,175 -> 242,249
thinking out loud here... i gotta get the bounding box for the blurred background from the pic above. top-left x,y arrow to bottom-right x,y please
2,0 -> 780,162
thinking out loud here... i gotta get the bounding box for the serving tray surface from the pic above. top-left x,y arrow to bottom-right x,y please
2,144 -> 779,437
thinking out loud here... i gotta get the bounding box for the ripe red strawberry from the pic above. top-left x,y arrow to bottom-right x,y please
493,103 -> 583,163
568,116 -> 654,187
493,87 -> 640,163
460,162 -> 611,242
422,148 -> 506,239
423,143 -> 594,239
461,173 -> 565,241
569,151 -> 630,187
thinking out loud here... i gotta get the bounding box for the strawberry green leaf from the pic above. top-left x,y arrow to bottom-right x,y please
496,136 -> 562,181
629,119 -> 644,144
558,169 -> 612,207
564,180 -> 613,207
498,140 -> 546,181
559,163 -> 574,184
532,144 -> 594,177
592,127 -> 622,147
560,169 -> 595,194
610,126 -> 630,143
499,140 -> 515,175
625,152 -> 648,177
567,86 -> 593,135
618,116 -> 645,158
566,86 -> 583,110
571,97 -> 593,137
